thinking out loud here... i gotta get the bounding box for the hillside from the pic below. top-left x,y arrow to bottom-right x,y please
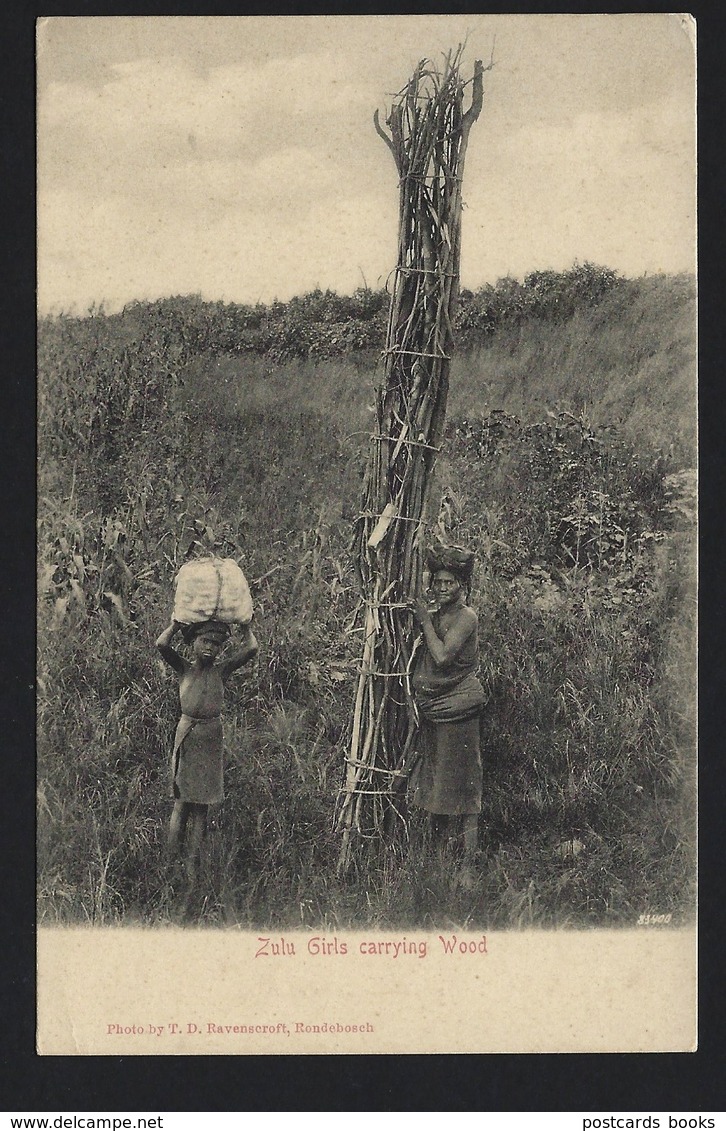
168,270 -> 695,467
450,274 -> 696,467
37,268 -> 697,928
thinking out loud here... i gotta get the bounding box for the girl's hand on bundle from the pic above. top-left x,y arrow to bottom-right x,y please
156,619 -> 183,652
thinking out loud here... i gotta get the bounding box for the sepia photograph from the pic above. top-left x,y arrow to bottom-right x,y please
36,13 -> 697,1055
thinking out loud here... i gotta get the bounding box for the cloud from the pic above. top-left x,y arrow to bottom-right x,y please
461,93 -> 695,281
38,44 -> 399,310
38,47 -> 385,232
38,175 -> 397,313
40,51 -> 372,160
37,17 -> 695,312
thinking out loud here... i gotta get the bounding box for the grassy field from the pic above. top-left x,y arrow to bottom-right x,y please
37,269 -> 696,929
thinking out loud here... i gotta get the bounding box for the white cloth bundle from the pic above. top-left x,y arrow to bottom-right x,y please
173,558 -> 253,625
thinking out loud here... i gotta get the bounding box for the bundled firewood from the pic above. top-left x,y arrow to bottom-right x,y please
337,48 -> 486,871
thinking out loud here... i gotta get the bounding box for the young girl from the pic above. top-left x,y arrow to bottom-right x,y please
155,617 -> 258,888
409,546 -> 485,889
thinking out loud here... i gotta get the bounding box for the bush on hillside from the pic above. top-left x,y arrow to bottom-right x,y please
456,263 -> 622,349
41,265 -> 626,372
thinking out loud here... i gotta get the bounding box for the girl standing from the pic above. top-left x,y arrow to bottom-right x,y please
155,618 -> 258,889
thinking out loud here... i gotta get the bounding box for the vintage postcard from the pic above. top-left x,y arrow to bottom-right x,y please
36,13 -> 697,1055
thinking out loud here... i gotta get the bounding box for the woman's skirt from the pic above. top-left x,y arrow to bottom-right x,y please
171,714 -> 224,804
410,715 -> 482,816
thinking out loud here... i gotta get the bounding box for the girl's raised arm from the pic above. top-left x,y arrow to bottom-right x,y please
155,620 -> 186,674
221,624 -> 259,681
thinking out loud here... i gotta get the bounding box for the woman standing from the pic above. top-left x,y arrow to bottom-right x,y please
409,546 -> 486,888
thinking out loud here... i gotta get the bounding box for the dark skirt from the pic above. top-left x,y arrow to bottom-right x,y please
410,716 -> 482,816
171,714 -> 224,804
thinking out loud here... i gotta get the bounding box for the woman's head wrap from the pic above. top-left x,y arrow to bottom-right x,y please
426,543 -> 476,586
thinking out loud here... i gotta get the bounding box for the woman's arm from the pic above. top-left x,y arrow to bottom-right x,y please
412,601 -> 476,667
155,620 -> 186,674
221,625 -> 259,681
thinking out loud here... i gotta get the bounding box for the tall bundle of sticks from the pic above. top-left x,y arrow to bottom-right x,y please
337,49 -> 485,871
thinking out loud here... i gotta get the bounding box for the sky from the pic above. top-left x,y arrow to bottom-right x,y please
37,14 -> 696,314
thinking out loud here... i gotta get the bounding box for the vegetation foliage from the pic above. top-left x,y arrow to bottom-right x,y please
37,266 -> 696,928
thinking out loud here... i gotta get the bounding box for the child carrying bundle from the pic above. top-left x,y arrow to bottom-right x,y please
155,558 -> 258,897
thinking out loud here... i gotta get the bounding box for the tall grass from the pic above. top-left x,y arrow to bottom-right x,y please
37,272 -> 696,928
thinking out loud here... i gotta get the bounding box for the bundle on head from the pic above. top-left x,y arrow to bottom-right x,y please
426,544 -> 475,586
173,557 -> 253,627
337,47 -> 486,872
